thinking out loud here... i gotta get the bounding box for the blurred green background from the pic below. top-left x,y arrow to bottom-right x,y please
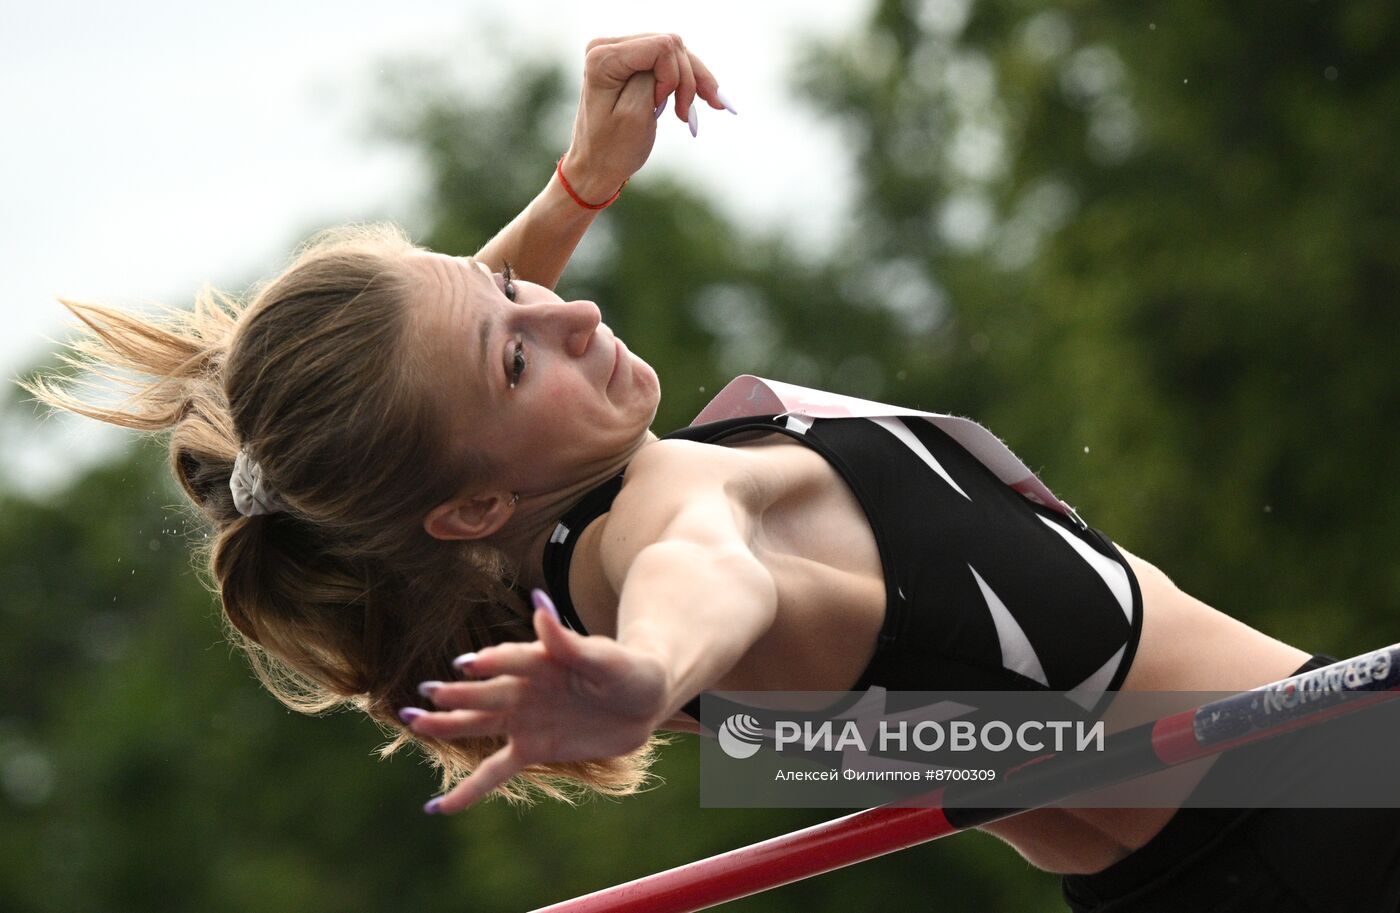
4,1 -> 1398,910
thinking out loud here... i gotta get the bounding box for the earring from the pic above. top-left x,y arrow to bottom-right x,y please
508,492 -> 520,507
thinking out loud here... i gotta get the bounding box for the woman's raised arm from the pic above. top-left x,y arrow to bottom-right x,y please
403,446 -> 777,814
473,33 -> 730,289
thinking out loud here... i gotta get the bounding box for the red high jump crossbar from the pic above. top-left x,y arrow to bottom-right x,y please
531,644 -> 1400,913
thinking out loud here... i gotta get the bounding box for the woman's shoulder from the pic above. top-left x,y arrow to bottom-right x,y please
615,437 -> 766,530
588,439 -> 768,586
623,436 -> 758,488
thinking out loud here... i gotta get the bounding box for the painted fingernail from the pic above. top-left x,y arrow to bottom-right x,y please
716,89 -> 738,115
398,707 -> 427,724
654,101 -> 666,119
532,588 -> 561,624
688,104 -> 699,137
418,680 -> 445,699
452,652 -> 478,673
423,797 -> 444,815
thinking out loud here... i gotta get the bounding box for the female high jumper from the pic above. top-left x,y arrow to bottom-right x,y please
25,33 -> 1400,913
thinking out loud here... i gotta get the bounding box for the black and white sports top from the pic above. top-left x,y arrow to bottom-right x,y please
540,412 -> 1142,722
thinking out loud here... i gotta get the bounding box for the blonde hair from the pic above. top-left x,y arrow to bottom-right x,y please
19,222 -> 667,804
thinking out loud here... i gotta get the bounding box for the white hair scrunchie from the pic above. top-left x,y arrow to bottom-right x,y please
230,448 -> 289,517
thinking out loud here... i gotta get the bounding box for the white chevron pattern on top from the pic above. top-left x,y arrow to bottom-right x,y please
1064,644 -> 1127,710
969,564 -> 1050,687
1037,516 -> 1133,622
867,417 -> 972,501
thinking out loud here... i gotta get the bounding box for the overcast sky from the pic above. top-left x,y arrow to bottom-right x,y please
0,1 -> 866,819
1,0 -> 868,496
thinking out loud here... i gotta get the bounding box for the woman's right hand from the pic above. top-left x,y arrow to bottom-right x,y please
562,33 -> 731,203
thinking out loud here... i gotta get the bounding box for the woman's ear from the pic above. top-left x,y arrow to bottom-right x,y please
423,490 -> 516,541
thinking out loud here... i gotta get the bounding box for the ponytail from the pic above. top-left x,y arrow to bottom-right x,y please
19,223 -> 669,805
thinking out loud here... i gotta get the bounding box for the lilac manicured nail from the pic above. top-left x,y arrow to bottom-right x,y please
687,104 -> 699,137
398,707 -> 427,724
532,588 -> 561,624
654,101 -> 666,119
715,89 -> 738,115
418,680 -> 444,699
423,797 -> 444,815
452,652 -> 478,672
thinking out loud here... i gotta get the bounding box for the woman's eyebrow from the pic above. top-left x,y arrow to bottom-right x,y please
444,256 -> 497,396
460,258 -> 497,394
477,311 -> 494,393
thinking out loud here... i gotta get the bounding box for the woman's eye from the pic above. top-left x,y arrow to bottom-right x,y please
510,340 -> 526,387
501,262 -> 518,302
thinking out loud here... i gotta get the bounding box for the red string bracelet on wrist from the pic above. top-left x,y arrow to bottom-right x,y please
556,155 -> 626,210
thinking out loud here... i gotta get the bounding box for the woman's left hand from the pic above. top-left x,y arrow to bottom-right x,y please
403,590 -> 672,814
563,33 -> 730,202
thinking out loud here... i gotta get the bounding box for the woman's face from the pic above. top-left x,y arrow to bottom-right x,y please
407,250 -> 660,497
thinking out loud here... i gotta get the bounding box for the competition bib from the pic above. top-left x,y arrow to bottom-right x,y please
692,375 -> 1084,527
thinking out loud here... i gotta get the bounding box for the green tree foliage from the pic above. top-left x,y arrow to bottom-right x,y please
795,0 -> 1400,657
3,2 -> 1396,909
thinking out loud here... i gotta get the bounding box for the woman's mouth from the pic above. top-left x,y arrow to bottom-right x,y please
607,337 -> 624,386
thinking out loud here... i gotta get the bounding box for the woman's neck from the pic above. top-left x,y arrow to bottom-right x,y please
492,430 -> 659,597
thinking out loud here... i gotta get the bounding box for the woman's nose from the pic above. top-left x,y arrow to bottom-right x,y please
548,299 -> 602,357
